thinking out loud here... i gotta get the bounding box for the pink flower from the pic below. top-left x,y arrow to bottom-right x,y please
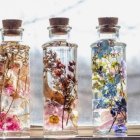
44,103 -> 68,130
0,112 -> 20,131
5,116 -> 20,131
5,85 -> 15,95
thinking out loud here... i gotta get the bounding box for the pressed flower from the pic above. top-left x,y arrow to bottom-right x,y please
0,112 -> 20,131
69,61 -> 76,66
0,40 -> 30,133
53,69 -> 62,77
113,124 -> 127,133
43,21 -> 78,132
5,85 -> 15,95
0,62 -> 4,75
92,39 -> 127,133
68,66 -> 74,72
49,115 -> 59,124
45,102 -> 68,129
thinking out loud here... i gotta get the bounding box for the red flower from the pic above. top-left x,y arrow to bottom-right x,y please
69,61 -> 76,66
67,74 -> 72,80
68,66 -> 74,72
58,63 -> 65,69
53,69 -> 62,77
72,77 -> 76,83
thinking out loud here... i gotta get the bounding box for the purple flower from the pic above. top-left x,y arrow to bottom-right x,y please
113,124 -> 127,133
121,60 -> 127,79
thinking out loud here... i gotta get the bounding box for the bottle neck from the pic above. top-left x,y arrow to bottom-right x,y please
97,26 -> 120,40
49,33 -> 70,40
48,26 -> 71,41
98,32 -> 119,40
1,28 -> 23,42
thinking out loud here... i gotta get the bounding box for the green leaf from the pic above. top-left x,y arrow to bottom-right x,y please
111,61 -> 120,68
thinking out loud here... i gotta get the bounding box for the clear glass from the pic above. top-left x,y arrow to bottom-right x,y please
91,27 -> 127,136
42,26 -> 78,137
0,29 -> 30,137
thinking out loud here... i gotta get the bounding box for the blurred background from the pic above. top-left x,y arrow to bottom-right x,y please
0,0 -> 140,126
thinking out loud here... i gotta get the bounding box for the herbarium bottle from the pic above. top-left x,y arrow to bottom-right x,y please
42,17 -> 78,137
91,17 -> 127,136
0,19 -> 30,137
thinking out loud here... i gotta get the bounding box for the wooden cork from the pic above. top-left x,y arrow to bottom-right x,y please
98,17 -> 118,33
2,19 -> 22,35
49,17 -> 69,26
49,17 -> 69,34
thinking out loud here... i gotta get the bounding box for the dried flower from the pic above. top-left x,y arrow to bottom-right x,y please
69,61 -> 75,66
0,62 -> 4,75
0,41 -> 30,132
92,39 -> 127,133
49,115 -> 59,124
5,85 -> 15,96
0,112 -> 20,131
53,69 -> 62,77
67,74 -> 72,80
44,103 -> 68,130
68,66 -> 74,72
44,50 -> 77,129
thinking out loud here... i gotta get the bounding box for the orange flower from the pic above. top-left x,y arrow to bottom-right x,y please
49,115 -> 59,124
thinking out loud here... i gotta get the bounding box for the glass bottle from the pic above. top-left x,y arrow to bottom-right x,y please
0,19 -> 30,137
91,17 -> 127,136
42,17 -> 78,137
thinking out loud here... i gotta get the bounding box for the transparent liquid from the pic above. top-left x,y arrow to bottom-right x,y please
42,40 -> 78,137
0,41 -> 30,137
91,39 -> 127,136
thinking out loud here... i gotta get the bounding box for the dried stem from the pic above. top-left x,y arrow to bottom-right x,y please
24,75 -> 27,92
66,112 -> 70,126
5,98 -> 14,117
109,113 -> 118,132
44,50 -> 77,130
0,57 -> 10,117
62,96 -> 66,130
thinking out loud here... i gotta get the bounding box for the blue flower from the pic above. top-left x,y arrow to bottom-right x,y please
101,40 -> 109,50
110,108 -> 116,117
121,98 -> 127,106
113,124 -> 127,133
96,99 -> 108,108
104,83 -> 117,97
115,74 -> 121,84
93,40 -> 113,59
92,47 -> 98,55
98,52 -> 104,59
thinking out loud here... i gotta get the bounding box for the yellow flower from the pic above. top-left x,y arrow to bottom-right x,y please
49,115 -> 59,124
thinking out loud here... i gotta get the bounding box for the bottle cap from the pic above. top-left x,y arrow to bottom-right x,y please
49,17 -> 70,34
98,17 -> 119,33
2,19 -> 22,35
49,17 -> 69,26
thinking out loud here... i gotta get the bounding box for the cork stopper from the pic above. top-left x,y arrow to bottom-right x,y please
49,17 -> 70,34
98,17 -> 119,33
2,19 -> 22,35
49,18 -> 69,26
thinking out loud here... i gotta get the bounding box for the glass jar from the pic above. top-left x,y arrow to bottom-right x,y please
91,17 -> 127,136
42,18 -> 78,137
0,19 -> 30,137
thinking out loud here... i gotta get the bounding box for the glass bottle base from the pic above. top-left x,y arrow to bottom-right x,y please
0,131 -> 30,138
44,130 -> 78,138
93,129 -> 127,137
